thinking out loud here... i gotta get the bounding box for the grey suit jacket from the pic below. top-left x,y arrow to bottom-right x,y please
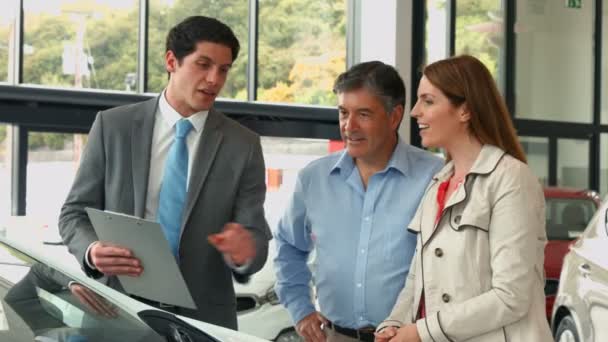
59,97 -> 271,329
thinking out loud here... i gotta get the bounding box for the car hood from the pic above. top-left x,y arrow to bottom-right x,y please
0,217 -> 269,342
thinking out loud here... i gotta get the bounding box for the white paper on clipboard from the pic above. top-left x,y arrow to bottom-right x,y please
85,207 -> 196,309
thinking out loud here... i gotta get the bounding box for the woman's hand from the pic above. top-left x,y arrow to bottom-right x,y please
374,326 -> 397,342
388,324 -> 420,342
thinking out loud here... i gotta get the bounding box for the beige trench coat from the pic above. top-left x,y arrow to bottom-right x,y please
378,145 -> 553,341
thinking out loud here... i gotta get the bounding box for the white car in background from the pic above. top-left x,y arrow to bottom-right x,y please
0,217 -> 269,342
551,195 -> 608,342
235,242 -> 302,342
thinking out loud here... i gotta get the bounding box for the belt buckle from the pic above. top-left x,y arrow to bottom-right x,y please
357,327 -> 375,341
159,302 -> 175,309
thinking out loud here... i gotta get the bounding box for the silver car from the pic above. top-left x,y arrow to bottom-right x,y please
552,196 -> 608,342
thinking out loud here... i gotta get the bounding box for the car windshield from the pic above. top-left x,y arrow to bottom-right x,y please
545,197 -> 597,240
0,241 -> 166,342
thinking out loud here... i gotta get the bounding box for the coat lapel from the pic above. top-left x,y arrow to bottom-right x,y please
131,97 -> 158,218
181,108 -> 224,227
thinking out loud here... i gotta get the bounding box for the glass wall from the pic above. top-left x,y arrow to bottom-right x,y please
22,0 -> 139,91
455,0 -> 504,82
520,136 -> 549,185
0,124 -> 9,219
257,0 -> 346,105
26,132 -> 86,234
557,139 -> 589,189
0,1 -> 18,83
260,136 -> 330,230
515,0 -> 594,123
425,0 -> 448,65
147,0 -> 249,98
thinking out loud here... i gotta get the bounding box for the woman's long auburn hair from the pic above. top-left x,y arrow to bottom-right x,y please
423,55 -> 527,163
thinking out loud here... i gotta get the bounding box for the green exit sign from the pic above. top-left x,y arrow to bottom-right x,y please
566,0 -> 582,9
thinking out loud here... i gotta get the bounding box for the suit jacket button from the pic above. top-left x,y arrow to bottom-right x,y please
442,293 -> 451,303
434,248 -> 443,257
454,215 -> 461,224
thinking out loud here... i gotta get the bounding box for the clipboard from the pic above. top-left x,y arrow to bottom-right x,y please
85,208 -> 196,309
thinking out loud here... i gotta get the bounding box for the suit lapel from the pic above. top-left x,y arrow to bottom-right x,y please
131,97 -> 159,218
181,108 -> 224,227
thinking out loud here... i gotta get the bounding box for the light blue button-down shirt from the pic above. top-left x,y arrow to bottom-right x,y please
274,138 -> 443,329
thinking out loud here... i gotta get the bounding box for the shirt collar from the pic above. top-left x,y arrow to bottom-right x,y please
330,137 -> 409,177
159,89 -> 208,132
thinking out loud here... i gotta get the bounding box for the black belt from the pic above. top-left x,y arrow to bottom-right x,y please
327,321 -> 376,342
131,294 -> 178,311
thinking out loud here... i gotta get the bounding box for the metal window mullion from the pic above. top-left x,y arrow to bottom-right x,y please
447,0 -> 455,57
504,0 -> 516,116
591,0 -> 603,191
137,0 -> 149,93
409,0 -> 425,148
247,0 -> 258,101
10,125 -> 27,215
346,0 -> 359,68
549,137 -> 557,186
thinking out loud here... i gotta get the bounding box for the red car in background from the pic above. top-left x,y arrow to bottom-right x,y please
543,187 -> 601,320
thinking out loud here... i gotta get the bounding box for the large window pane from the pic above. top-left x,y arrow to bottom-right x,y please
147,0 -> 248,98
23,0 -> 139,91
426,0 -> 449,65
601,134 -> 608,196
258,0 -> 346,105
557,139 -> 589,189
515,0 -> 594,122
261,136 -> 330,229
26,132 -> 86,233
0,124 -> 9,219
455,0 -> 504,83
520,136 -> 549,185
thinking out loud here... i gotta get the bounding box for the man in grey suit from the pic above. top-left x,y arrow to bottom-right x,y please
59,16 -> 270,330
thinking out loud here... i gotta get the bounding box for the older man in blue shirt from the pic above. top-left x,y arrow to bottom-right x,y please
274,61 -> 443,342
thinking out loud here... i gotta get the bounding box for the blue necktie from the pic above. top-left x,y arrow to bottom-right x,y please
158,119 -> 193,258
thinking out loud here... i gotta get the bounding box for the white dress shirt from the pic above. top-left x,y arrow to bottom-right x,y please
143,90 -> 208,220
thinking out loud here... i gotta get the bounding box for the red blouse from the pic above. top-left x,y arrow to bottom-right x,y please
417,179 -> 450,319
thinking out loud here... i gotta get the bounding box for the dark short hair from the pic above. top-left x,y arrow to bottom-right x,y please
165,16 -> 240,63
333,61 -> 406,113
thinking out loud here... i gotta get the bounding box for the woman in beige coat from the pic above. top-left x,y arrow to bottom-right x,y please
374,55 -> 553,342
